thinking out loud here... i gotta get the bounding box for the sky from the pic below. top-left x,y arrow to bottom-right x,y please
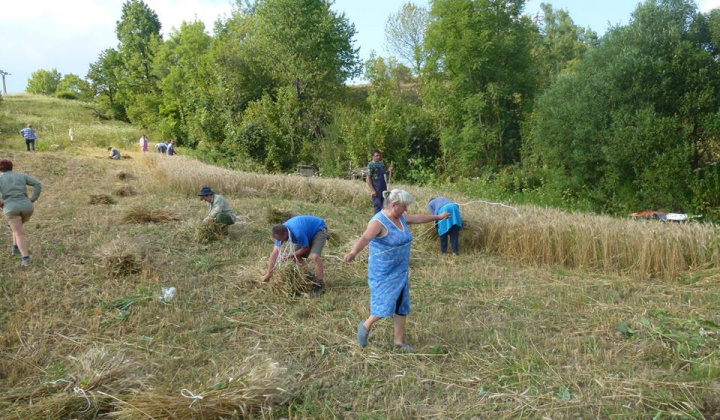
1,0 -> 719,94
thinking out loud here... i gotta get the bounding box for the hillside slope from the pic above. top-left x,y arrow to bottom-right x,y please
0,97 -> 719,418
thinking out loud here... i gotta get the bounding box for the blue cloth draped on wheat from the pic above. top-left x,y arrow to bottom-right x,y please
436,203 -> 462,236
368,211 -> 413,317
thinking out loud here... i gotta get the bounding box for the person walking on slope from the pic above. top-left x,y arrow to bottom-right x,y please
0,159 -> 42,266
198,186 -> 237,238
345,189 -> 449,351
427,196 -> 463,255
262,215 -> 328,296
19,124 -> 37,151
139,133 -> 149,153
366,149 -> 392,214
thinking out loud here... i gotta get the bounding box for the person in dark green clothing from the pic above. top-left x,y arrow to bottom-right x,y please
0,159 -> 42,266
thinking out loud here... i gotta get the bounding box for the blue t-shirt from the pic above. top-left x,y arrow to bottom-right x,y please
274,216 -> 326,248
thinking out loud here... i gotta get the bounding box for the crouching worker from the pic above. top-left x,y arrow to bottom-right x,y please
428,196 -> 463,255
108,147 -> 121,160
262,215 -> 327,296
198,186 -> 237,238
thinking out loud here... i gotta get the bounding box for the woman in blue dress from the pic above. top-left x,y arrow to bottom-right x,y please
345,189 -> 449,351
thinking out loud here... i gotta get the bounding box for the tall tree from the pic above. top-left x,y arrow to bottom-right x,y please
385,2 -> 430,76
57,74 -> 93,99
26,68 -> 62,95
236,0 -> 361,170
423,0 -> 537,176
115,0 -> 163,127
87,48 -> 125,119
525,0 -> 720,213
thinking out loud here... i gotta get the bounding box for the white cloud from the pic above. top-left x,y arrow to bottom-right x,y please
699,0 -> 720,12
0,0 -> 234,93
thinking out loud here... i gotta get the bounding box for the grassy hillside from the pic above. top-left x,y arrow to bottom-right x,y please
0,96 -> 719,419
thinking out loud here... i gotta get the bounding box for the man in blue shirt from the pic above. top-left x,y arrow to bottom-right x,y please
366,149 -> 393,214
19,124 -> 37,152
262,215 -> 328,295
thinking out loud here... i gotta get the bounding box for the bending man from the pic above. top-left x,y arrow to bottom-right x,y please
428,196 -> 463,255
198,186 -> 237,238
262,215 -> 327,296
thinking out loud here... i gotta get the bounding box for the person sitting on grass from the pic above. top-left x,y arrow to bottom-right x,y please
198,186 -> 237,238
0,158 -> 42,267
345,189 -> 449,352
108,147 -> 121,160
427,196 -> 463,255
262,215 -> 328,296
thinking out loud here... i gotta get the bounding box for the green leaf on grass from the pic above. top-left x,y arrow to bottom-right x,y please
617,322 -> 635,335
557,386 -> 571,402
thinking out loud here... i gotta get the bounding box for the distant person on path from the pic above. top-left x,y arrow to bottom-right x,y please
139,134 -> 149,153
366,149 -> 392,214
156,142 -> 167,154
345,189 -> 449,351
198,186 -> 237,238
19,124 -> 37,152
427,197 -> 463,255
167,140 -> 178,156
0,159 -> 41,267
69,128 -> 74,142
262,215 -> 328,296
108,147 -> 121,160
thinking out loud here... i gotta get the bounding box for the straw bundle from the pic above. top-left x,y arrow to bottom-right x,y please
196,221 -> 225,244
0,348 -> 145,420
266,207 -> 294,224
89,194 -> 116,205
115,171 -> 133,180
110,358 -> 298,420
122,206 -> 181,224
114,185 -> 137,197
97,243 -> 141,278
268,264 -> 318,299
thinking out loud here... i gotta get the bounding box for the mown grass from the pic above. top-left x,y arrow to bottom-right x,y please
0,96 -> 719,418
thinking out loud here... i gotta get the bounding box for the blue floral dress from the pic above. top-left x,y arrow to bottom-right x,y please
368,211 -> 413,317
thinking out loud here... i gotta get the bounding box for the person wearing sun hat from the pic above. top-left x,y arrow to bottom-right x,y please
198,187 -> 237,236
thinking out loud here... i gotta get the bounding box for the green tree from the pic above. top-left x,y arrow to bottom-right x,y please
26,68 -> 62,94
115,0 -> 163,127
423,0 -> 537,177
87,48 -> 125,119
153,21 -> 213,144
534,3 -> 597,88
57,74 -> 93,100
525,0 -> 720,213
385,2 -> 430,76
235,0 -> 361,170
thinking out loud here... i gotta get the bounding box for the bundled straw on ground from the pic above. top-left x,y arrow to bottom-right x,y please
109,357 -> 298,420
266,207 -> 294,224
268,264 -> 317,299
122,206 -> 181,224
97,242 -> 142,278
0,348 -> 145,420
196,221 -> 225,243
89,194 -> 116,205
115,170 -> 133,180
114,185 -> 137,197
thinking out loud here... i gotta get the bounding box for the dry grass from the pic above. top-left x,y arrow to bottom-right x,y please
122,206 -> 181,224
114,185 -> 137,197
109,357 -> 298,420
1,146 -> 719,419
89,194 -> 116,205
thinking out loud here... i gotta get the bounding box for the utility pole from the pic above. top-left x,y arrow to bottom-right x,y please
0,70 -> 9,96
